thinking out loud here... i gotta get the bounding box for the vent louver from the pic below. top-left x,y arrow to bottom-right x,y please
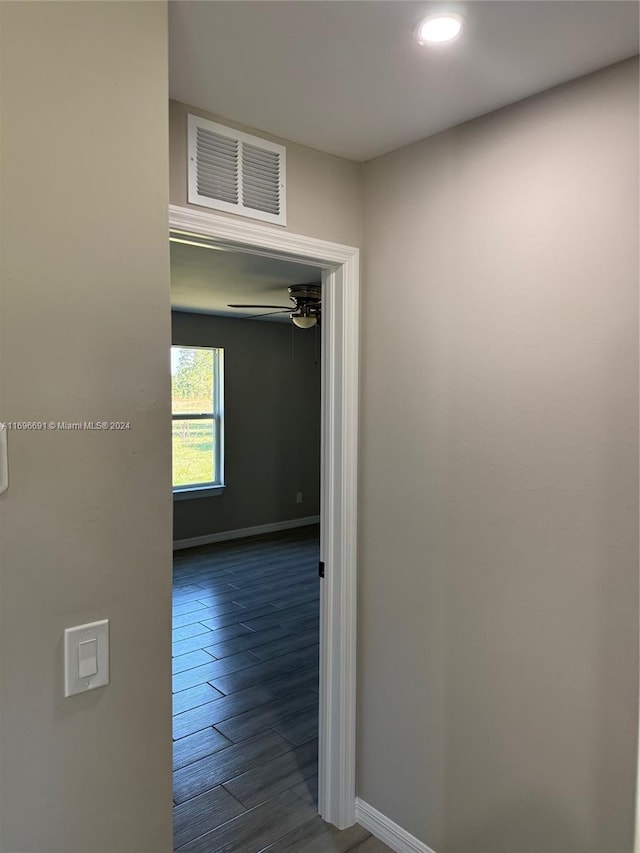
195,128 -> 239,205
242,143 -> 281,216
188,115 -> 286,226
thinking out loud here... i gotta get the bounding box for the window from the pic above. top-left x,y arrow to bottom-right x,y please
171,346 -> 224,496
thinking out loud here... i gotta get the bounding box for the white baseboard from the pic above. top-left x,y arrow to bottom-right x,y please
355,798 -> 437,853
173,515 -> 320,551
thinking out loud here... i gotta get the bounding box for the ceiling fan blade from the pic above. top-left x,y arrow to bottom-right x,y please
241,309 -> 293,320
228,304 -> 291,309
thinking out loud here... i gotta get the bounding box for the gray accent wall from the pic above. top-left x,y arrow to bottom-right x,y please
173,312 -> 321,542
359,58 -> 639,853
0,3 -> 173,851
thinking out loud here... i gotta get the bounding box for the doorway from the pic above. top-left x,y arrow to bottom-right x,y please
169,204 -> 360,831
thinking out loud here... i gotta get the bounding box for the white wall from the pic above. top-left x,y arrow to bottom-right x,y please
0,3 -> 173,851
359,58 -> 639,853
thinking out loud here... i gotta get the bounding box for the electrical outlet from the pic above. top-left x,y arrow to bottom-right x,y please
296,492 -> 303,504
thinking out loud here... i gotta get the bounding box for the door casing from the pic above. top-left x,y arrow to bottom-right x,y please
169,204 -> 360,829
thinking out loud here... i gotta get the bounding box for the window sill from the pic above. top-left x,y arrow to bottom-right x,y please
173,485 -> 226,501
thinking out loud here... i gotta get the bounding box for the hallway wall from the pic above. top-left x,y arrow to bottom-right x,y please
0,3 -> 173,850
359,57 -> 639,853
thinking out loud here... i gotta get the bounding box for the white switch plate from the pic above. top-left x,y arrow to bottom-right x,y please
64,619 -> 109,697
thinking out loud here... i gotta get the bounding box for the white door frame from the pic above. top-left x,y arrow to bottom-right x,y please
169,204 -> 359,830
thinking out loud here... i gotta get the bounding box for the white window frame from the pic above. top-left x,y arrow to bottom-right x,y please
172,345 -> 225,500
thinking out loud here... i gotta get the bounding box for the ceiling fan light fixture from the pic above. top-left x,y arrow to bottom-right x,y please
291,314 -> 317,329
414,13 -> 463,44
227,282 -> 321,327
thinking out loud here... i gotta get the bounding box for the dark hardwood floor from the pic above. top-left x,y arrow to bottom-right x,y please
172,526 -> 385,852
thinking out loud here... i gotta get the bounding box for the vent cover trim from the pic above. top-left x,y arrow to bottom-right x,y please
188,115 -> 287,226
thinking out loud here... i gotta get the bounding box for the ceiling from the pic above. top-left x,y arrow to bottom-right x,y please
169,1 -> 639,162
170,239 -> 323,320
169,1 -> 638,310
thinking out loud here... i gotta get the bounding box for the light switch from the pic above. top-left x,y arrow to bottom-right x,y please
64,619 -> 109,697
78,639 -> 98,678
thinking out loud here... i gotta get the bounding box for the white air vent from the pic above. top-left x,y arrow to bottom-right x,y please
188,115 -> 286,226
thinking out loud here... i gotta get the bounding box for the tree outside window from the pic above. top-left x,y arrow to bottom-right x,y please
171,346 -> 224,490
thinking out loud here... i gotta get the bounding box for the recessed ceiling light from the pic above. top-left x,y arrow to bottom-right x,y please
414,14 -> 463,45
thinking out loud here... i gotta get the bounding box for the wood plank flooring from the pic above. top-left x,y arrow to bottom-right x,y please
173,526 -> 388,852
